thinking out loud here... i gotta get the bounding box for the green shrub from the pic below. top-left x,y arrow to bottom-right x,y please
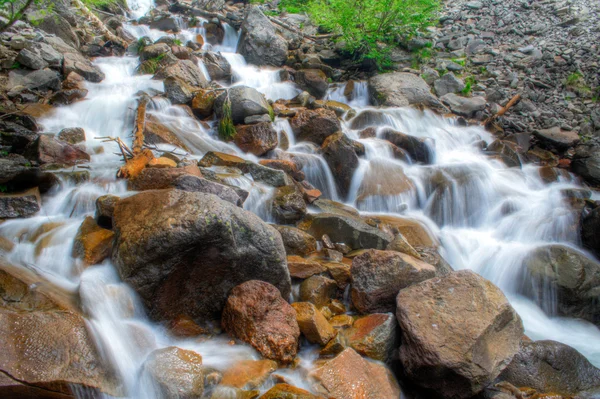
279,0 -> 307,13
461,76 -> 476,96
218,98 -> 236,141
307,0 -> 440,69
135,53 -> 166,75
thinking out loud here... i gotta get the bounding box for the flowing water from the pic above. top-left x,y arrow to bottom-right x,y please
2,0 -> 600,397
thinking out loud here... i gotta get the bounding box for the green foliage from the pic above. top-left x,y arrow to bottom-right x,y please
173,38 -> 182,46
307,0 -> 440,69
0,184 -> 7,193
264,9 -> 280,17
268,105 -> 275,122
565,72 -> 592,96
451,58 -> 466,67
0,0 -> 53,32
189,15 -> 199,26
279,0 -> 306,14
136,37 -> 147,54
135,53 -> 165,75
80,0 -> 120,7
218,97 -> 236,141
10,61 -> 20,69
461,75 -> 476,96
566,72 -> 583,86
411,47 -> 433,68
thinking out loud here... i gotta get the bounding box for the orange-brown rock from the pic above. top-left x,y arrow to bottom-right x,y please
259,159 -> 305,181
376,214 -> 438,248
322,261 -> 351,289
287,256 -> 326,279
260,383 -> 323,399
344,313 -> 398,362
127,163 -> 202,191
148,157 -> 177,168
222,280 -> 299,363
290,108 -> 341,145
221,359 -> 278,390
234,122 -> 278,156
271,225 -> 317,257
26,134 -> 90,166
19,103 -> 55,119
309,348 -> 402,399
299,275 -> 338,309
191,89 -> 216,118
329,314 -> 354,329
72,216 -> 114,266
168,315 -> 207,338
62,71 -> 86,90
291,302 -> 336,346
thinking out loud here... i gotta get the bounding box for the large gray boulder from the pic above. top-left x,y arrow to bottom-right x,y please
8,68 -> 61,92
498,340 -> 600,397
63,52 -> 105,83
112,189 -> 291,323
434,72 -> 465,97
321,132 -> 359,198
572,144 -> 600,186
368,72 -> 447,112
237,6 -> 288,67
396,270 -> 523,398
523,244 -> 600,326
440,93 -> 486,118
155,59 -> 208,88
214,85 -> 270,124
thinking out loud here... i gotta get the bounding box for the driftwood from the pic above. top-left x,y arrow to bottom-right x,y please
132,96 -> 149,156
483,93 -> 521,126
117,148 -> 154,179
72,0 -> 129,48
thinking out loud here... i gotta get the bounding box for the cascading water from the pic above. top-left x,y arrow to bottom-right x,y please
3,1 -> 600,398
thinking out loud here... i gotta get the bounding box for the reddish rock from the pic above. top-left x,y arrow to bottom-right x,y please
259,159 -> 305,181
26,134 -> 90,166
127,164 -> 202,191
309,348 -> 402,399
271,225 -> 317,257
291,302 -> 336,346
222,280 -> 299,363
344,313 -> 398,362
299,275 -> 338,309
72,216 -> 114,266
221,359 -> 277,390
234,122 -> 278,156
168,315 -> 207,338
287,256 -> 326,279
260,383 -> 322,399
290,108 -> 341,145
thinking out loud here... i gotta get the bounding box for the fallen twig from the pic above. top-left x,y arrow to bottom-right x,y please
483,93 -> 521,126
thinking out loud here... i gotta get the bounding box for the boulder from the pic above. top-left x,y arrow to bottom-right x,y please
349,110 -> 389,130
139,43 -> 171,62
155,60 -> 208,88
0,187 -> 41,218
572,145 -> 600,186
299,275 -> 338,309
95,194 -> 119,229
295,69 -> 328,99
434,72 -> 465,97
299,213 -> 393,250
355,160 -> 414,208
344,313 -> 398,362
23,42 -> 63,68
396,270 -> 523,398
523,244 -> 600,326
191,90 -> 216,118
368,72 -> 447,112
291,302 -> 336,345
259,159 -> 305,181
271,225 -> 317,256
351,250 -> 437,314
35,13 -> 79,48
58,127 -> 85,145
261,384 -> 321,399
234,122 -> 278,156
290,108 -> 341,145
202,51 -> 231,81
112,190 -> 291,322
148,15 -> 180,32
72,216 -> 114,266
581,207 -> 600,259
26,134 -> 90,166
142,347 -> 214,398
498,340 -> 600,397
127,164 -> 202,191
50,88 -> 88,105
199,152 -> 289,187
163,76 -> 195,104
440,93 -> 486,118
287,256 -> 326,279
16,48 -> 48,70
534,127 -> 580,150
271,184 -> 306,224
309,348 -> 402,399
222,280 -> 299,363
215,85 -> 270,125
63,52 -> 105,83
144,114 -> 190,151
237,6 -> 288,67
172,174 -> 243,207
380,128 -> 433,164
221,359 -> 277,390
321,132 -> 359,199
0,157 -> 57,193
7,68 -> 61,92
487,140 -> 521,168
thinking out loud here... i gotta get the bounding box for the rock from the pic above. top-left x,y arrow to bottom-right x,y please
237,6 -> 288,67
299,213 -> 393,250
203,21 -> 225,45
299,275 -> 338,308
380,128 -> 433,164
396,270 -> 523,398
142,347 -> 213,398
344,313 -> 398,362
199,152 -> 289,187
295,69 -> 328,99
112,190 -> 291,322
351,249 -> 436,314
582,207 -> 600,259
127,164 -> 202,191
440,93 -> 486,118
271,225 -> 317,256
8,68 -> 61,92
368,72 -> 447,112
349,110 -> 389,130
50,88 -> 88,105
291,302 -> 336,345
23,42 -> 63,68
62,71 -> 85,90
155,60 -> 208,88
148,15 -> 180,32
498,340 -> 600,397
309,348 -> 402,399
72,216 -> 114,266
35,13 -> 79,48
272,185 -> 307,224
572,146 -> 600,186
290,108 -> 341,145
222,280 -> 299,363
95,194 -> 119,229
0,157 -> 57,193
172,174 -> 243,206
0,187 -> 41,218
259,160 -> 304,181
58,127 -> 85,145
523,245 -> 600,326
234,122 -> 278,156
63,52 -> 105,83
434,72 -> 465,97
140,43 -> 171,62
221,360 -> 277,390
164,76 -> 195,104
260,384 -> 321,399
144,114 -> 190,151
148,157 -> 177,169
244,114 -> 272,124
202,51 -> 231,81
191,90 -> 216,118
533,127 -> 580,151
386,233 -> 421,259
16,48 -> 48,70
287,256 -> 326,279
487,140 -> 521,168
215,86 -> 270,125
321,132 -> 359,199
